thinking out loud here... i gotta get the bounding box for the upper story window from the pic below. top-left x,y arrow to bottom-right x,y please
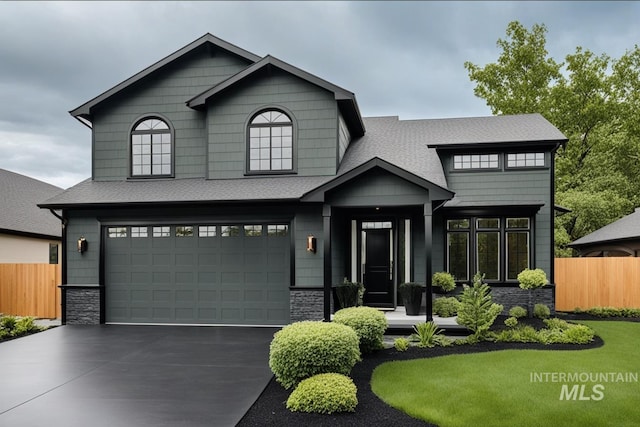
248,110 -> 293,172
453,154 -> 499,170
507,153 -> 545,168
131,118 -> 172,176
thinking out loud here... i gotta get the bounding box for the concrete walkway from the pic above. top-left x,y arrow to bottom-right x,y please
0,325 -> 278,427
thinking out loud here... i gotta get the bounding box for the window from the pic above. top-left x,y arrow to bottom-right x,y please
507,153 -> 545,168
446,216 -> 532,282
268,224 -> 289,236
131,227 -> 148,238
248,110 -> 293,172
453,154 -> 499,170
221,225 -> 240,237
108,227 -> 127,238
244,225 -> 263,237
176,226 -> 194,237
153,226 -> 170,237
131,118 -> 172,176
199,226 -> 217,237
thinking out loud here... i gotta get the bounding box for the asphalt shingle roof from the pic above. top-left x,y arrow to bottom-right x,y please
40,113 -> 566,209
570,208 -> 640,247
1,169 -> 63,238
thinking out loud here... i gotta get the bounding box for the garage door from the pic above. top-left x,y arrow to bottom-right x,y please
105,223 -> 290,325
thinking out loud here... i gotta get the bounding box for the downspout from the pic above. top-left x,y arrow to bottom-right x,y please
48,209 -> 67,324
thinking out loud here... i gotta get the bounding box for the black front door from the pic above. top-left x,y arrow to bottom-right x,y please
363,228 -> 393,307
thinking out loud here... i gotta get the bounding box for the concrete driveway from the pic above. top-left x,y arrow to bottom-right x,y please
0,325 -> 279,427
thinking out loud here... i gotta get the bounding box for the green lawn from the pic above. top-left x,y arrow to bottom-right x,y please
371,322 -> 640,427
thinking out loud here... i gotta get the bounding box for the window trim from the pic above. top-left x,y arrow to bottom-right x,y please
245,106 -> 297,175
128,114 -> 175,179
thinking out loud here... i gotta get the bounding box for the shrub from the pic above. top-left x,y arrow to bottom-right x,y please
394,337 -> 410,352
12,317 -> 42,337
576,307 -> 640,318
333,306 -> 388,353
433,297 -> 461,317
432,271 -> 456,293
1,315 -> 17,332
495,325 -> 540,343
564,324 -> 595,344
457,273 -> 503,339
508,306 -> 527,319
543,318 -> 570,330
534,304 -> 551,319
411,321 -> 451,348
334,278 -> 365,309
286,373 -> 357,414
269,321 -> 361,389
517,268 -> 548,290
504,317 -> 518,328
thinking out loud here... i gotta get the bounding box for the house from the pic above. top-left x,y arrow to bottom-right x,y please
1,168 -> 62,264
39,34 -> 567,325
569,208 -> 640,257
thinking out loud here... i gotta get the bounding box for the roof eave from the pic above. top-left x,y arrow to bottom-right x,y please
429,138 -> 568,150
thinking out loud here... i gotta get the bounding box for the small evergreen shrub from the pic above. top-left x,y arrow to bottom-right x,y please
286,373 -> 358,414
432,271 -> 456,293
564,324 -> 595,344
394,337 -> 410,352
543,318 -> 570,330
504,316 -> 518,328
269,321 -> 361,389
534,303 -> 551,319
333,306 -> 388,353
517,268 -> 548,290
495,325 -> 540,343
508,306 -> 527,319
433,297 -> 461,317
457,273 -> 503,339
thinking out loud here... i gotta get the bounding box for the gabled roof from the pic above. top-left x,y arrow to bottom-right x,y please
187,55 -> 365,137
424,114 -> 567,149
69,33 -> 261,126
570,208 -> 640,248
1,169 -> 63,239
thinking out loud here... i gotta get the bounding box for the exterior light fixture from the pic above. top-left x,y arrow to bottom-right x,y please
77,236 -> 88,253
306,235 -> 316,253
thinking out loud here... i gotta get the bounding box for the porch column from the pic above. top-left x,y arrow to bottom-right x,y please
323,204 -> 332,321
424,203 -> 433,321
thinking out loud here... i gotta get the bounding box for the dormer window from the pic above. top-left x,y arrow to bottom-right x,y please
131,117 -> 172,176
247,109 -> 294,173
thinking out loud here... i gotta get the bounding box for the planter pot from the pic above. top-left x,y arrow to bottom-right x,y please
400,287 -> 423,316
333,286 -> 359,311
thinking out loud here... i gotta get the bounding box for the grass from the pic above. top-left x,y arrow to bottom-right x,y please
371,321 -> 640,427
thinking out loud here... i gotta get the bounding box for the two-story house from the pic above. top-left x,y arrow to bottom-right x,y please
40,34 -> 567,325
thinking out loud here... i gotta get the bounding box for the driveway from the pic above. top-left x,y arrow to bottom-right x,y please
0,325 -> 279,427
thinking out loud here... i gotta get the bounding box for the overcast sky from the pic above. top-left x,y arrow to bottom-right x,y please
1,1 -> 638,189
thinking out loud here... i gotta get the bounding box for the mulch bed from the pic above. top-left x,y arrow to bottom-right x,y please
237,314 -> 609,426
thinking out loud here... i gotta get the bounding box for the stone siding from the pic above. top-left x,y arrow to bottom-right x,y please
65,287 -> 101,324
290,289 -> 324,322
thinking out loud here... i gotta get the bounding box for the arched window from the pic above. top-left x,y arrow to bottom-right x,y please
131,117 -> 172,176
248,110 -> 293,172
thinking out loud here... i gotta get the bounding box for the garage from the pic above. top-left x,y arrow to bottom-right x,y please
104,223 -> 291,325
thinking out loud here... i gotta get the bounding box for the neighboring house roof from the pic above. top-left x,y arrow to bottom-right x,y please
186,55 -> 365,137
425,113 -> 567,148
570,208 -> 640,248
0,169 -> 63,239
69,33 -> 261,126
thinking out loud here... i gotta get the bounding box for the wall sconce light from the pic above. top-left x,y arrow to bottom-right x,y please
306,235 -> 317,253
77,236 -> 88,254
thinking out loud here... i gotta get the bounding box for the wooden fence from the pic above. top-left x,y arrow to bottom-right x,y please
0,264 -> 61,319
555,258 -> 640,311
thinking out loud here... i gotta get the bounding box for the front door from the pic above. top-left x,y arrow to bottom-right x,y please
362,222 -> 394,308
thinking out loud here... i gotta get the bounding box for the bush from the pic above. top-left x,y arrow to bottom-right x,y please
269,321 -> 361,389
564,324 -> 595,344
517,268 -> 548,290
534,304 -> 551,319
457,273 -> 503,339
508,306 -> 527,319
286,373 -> 357,414
0,315 -> 42,339
432,271 -> 456,293
575,307 -> 640,318
411,321 -> 452,348
333,306 -> 388,353
433,297 -> 461,317
504,317 -> 518,328
494,325 -> 540,343
334,278 -> 365,309
543,318 -> 570,330
495,320 -> 596,345
394,337 -> 410,352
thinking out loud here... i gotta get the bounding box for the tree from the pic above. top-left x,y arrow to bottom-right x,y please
466,21 -> 640,253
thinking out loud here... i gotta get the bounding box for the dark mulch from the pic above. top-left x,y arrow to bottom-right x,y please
237,314 -> 606,427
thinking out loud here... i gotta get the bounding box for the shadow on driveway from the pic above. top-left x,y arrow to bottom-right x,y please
0,325 -> 279,427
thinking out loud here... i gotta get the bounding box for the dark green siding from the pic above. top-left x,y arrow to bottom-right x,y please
91,49 -> 251,181
293,207 -> 324,287
65,212 -> 101,285
206,69 -> 339,178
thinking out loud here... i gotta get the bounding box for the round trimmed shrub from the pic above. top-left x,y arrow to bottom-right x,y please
269,321 -> 360,389
432,271 -> 456,293
534,303 -> 551,319
508,306 -> 528,319
433,297 -> 461,317
394,337 -> 410,352
504,316 -> 518,328
333,306 -> 388,353
286,373 -> 358,414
